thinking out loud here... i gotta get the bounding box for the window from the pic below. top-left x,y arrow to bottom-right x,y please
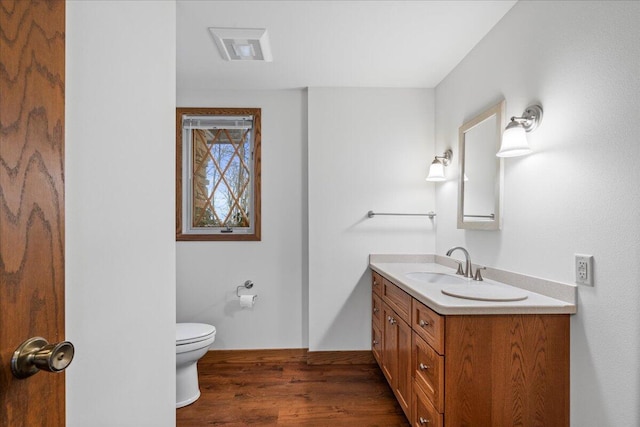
176,108 -> 261,241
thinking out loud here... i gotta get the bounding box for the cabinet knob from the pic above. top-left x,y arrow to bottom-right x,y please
372,339 -> 378,345
419,319 -> 429,327
419,363 -> 430,371
373,307 -> 379,313
389,317 -> 397,325
419,417 -> 430,424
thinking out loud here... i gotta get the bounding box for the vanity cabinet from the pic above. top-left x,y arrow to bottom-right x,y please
371,271 -> 570,427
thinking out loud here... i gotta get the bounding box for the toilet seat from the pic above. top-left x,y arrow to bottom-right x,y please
176,323 -> 216,346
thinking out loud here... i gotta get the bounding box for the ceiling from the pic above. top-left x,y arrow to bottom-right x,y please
176,1 -> 517,91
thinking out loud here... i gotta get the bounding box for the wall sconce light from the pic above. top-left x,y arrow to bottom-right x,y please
496,104 -> 543,157
426,149 -> 452,182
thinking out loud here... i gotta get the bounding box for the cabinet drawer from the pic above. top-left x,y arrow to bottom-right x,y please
372,271 -> 383,297
413,333 -> 444,413
383,279 -> 411,323
413,381 -> 444,427
412,299 -> 445,355
372,324 -> 382,365
372,292 -> 383,329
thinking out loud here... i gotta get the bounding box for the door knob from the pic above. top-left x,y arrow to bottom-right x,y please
11,337 -> 74,379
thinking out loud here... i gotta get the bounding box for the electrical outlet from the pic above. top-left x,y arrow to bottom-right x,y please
575,254 -> 594,286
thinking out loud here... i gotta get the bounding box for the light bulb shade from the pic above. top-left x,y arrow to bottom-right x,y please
497,121 -> 532,157
426,159 -> 446,181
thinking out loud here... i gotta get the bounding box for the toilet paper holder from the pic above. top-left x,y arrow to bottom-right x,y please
236,280 -> 254,297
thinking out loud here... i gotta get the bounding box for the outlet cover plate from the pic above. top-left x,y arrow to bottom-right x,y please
575,254 -> 594,286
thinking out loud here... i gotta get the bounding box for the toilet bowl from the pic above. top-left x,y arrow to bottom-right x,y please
176,323 -> 216,408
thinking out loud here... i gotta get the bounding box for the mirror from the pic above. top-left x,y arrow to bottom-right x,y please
457,100 -> 504,230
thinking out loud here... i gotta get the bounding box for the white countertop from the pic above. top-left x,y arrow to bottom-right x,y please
369,256 -> 577,315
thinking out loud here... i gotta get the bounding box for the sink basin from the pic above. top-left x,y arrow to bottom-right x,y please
405,272 -> 469,285
441,284 -> 528,302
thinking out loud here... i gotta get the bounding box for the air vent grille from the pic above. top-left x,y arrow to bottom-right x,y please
209,27 -> 273,62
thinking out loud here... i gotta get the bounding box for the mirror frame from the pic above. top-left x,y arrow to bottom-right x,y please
457,100 -> 505,230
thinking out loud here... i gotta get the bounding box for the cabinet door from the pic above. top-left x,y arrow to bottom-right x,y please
372,292 -> 383,330
372,271 -> 383,297
372,324 -> 383,364
396,316 -> 413,420
382,303 -> 398,385
413,333 -> 444,413
412,299 -> 445,355
413,381 -> 444,427
383,278 -> 411,323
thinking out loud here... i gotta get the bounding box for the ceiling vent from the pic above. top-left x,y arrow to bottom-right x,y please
209,27 -> 273,62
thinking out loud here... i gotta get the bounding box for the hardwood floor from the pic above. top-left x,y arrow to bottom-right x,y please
176,354 -> 410,426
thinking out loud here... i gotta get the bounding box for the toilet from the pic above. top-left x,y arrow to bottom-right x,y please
176,323 -> 216,408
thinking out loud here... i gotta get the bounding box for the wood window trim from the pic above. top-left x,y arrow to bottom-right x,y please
176,107 -> 261,241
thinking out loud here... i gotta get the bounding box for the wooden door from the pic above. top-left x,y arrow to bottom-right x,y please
0,1 -> 66,426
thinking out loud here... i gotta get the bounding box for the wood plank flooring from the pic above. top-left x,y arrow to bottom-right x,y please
176,356 -> 410,426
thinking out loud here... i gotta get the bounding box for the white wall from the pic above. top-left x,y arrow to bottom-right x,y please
176,90 -> 308,349
66,2 -> 176,426
176,88 -> 436,352
308,88 -> 436,351
434,2 -> 640,425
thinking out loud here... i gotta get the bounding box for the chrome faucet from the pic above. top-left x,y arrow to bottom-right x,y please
446,246 -> 473,279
